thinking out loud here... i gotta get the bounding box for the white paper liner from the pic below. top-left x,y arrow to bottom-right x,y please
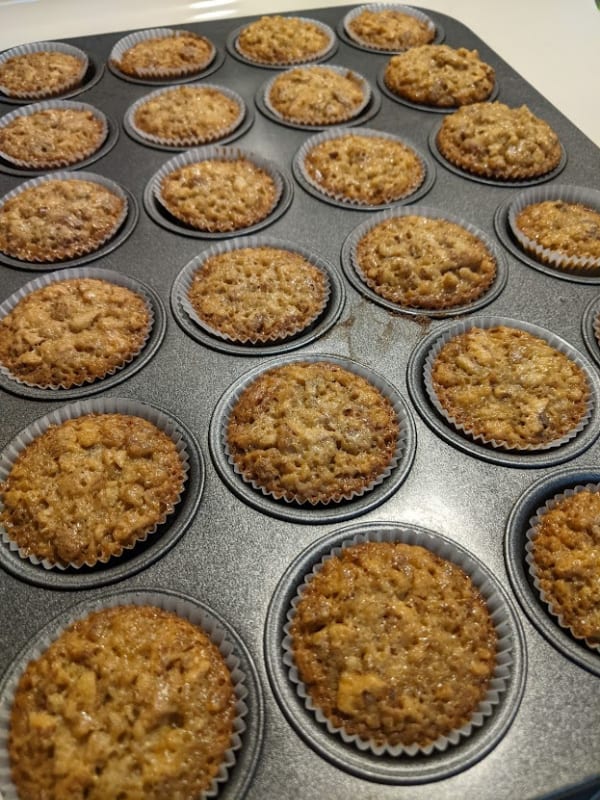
0,170 -> 128,263
343,4 -> 436,52
0,590 -> 248,800
125,83 -> 245,148
0,397 -> 190,570
0,267 -> 154,389
347,205 -> 499,310
109,28 -> 215,80
525,483 -> 600,652
235,16 -> 335,66
176,236 -> 331,344
263,64 -> 371,126
296,126 -> 426,208
221,355 -> 408,505
151,145 -> 283,232
0,99 -> 108,168
507,184 -> 600,272
423,317 -> 595,451
0,41 -> 88,99
282,526 -> 513,756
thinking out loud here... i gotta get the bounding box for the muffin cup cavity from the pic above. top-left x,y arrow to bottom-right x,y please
342,4 -> 437,53
507,184 -> 600,272
125,83 -> 246,148
281,524 -> 514,757
423,316 -> 595,452
525,483 -> 600,652
0,590 -> 249,800
0,41 -> 88,100
109,28 -> 215,81
0,397 -> 190,570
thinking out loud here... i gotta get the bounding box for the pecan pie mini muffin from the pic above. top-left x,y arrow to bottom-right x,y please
0,413 -> 186,567
226,361 -> 399,504
354,215 -> 497,309
236,15 -> 333,65
0,45 -> 87,99
0,175 -> 127,263
131,85 -> 243,147
302,131 -> 424,206
8,604 -> 237,799
436,102 -> 562,181
159,155 -> 279,233
267,66 -> 368,126
430,325 -> 590,449
0,277 -> 151,388
346,6 -> 435,51
528,488 -> 600,646
384,44 -> 495,108
290,540 -> 497,748
187,246 -> 328,343
0,103 -> 107,169
111,29 -> 214,80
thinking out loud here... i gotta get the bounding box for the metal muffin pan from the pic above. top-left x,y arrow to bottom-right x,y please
1,6 -> 600,800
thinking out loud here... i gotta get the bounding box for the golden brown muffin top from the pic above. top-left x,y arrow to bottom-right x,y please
237,15 -> 331,64
268,66 -> 367,125
291,540 -> 497,747
0,51 -> 85,98
9,604 -> 236,799
188,246 -> 327,342
0,413 -> 185,566
114,32 -> 214,78
431,325 -> 589,449
515,200 -> 600,263
347,8 -> 434,50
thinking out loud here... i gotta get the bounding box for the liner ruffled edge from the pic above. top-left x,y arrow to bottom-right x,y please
0,397 -> 190,570
282,526 -> 514,756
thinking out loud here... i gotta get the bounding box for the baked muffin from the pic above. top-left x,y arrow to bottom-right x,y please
226,361 -> 399,504
384,44 -> 495,107
302,132 -> 424,205
0,49 -> 87,99
0,177 -> 126,263
267,66 -> 368,126
187,246 -> 328,342
112,30 -> 214,79
290,540 -> 497,748
0,413 -> 185,566
159,157 -> 278,233
0,277 -> 151,388
430,325 -> 590,449
0,105 -> 107,169
236,15 -> 332,65
132,85 -> 243,147
346,7 -> 435,50
436,102 -> 562,181
354,215 -> 497,309
514,200 -> 600,267
530,489 -> 600,645
9,604 -> 237,799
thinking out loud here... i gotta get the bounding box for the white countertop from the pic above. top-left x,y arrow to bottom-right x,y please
1,0 -> 599,147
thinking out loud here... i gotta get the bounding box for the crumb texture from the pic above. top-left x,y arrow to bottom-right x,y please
237,15 -> 331,64
515,200 -> 600,263
268,66 -> 366,125
115,33 -> 213,78
347,9 -> 434,50
0,51 -> 85,98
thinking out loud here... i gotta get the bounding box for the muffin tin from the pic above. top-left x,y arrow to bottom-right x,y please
1,6 -> 599,800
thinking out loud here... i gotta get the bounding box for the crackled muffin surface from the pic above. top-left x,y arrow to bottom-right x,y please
268,66 -> 367,125
347,8 -> 434,50
384,45 -> 495,107
9,604 -> 236,800
160,158 -> 277,232
531,490 -> 600,645
515,200 -> 600,264
0,413 -> 185,566
0,51 -> 86,98
227,361 -> 399,503
113,32 -> 214,78
188,246 -> 327,342
436,102 -> 562,180
0,178 -> 126,263
291,541 -> 497,747
303,133 -> 424,205
0,278 -> 150,387
237,15 -> 331,64
430,325 -> 589,449
0,107 -> 106,168
355,215 -> 496,309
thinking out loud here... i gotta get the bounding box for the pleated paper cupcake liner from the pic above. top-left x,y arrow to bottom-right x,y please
109,28 -> 215,80
235,16 -> 336,67
342,4 -> 436,53
0,41 -> 88,100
